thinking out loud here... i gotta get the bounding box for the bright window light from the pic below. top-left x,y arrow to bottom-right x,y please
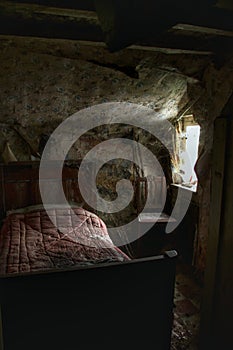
172,116 -> 200,192
179,125 -> 200,190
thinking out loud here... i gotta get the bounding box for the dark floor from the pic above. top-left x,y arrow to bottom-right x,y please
171,259 -> 202,350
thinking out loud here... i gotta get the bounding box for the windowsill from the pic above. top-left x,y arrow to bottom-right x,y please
171,183 -> 197,193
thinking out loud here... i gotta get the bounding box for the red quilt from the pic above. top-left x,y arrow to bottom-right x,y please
0,207 -> 130,275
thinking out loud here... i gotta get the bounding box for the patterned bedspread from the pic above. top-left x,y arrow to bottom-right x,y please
0,207 -> 130,275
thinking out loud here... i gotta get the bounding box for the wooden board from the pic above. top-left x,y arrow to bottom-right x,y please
212,118 -> 233,348
138,212 -> 176,223
0,161 -> 93,221
199,118 -> 227,348
0,251 -> 177,350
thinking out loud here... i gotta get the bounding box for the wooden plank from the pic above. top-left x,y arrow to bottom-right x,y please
139,30 -> 233,55
129,44 -> 213,55
136,176 -> 167,212
0,161 -> 97,213
0,33 -> 213,55
6,0 -> 96,11
172,23 -> 233,38
0,167 -> 5,223
0,252 -> 177,350
0,1 -> 232,54
0,1 -> 98,20
4,182 -> 31,210
199,118 -> 228,348
0,1 -> 104,42
211,118 -> 233,348
188,5 -> 233,32
95,0 -> 233,52
138,212 -> 176,223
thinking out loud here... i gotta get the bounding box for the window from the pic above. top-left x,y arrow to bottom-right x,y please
172,115 -> 200,192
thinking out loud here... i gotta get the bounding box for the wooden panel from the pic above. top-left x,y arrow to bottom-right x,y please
3,166 -> 36,181
136,176 -> 167,213
0,161 -> 95,217
138,212 -> 176,223
95,0 -> 233,52
0,1 -> 103,42
199,118 -> 228,348
63,179 -> 81,203
212,118 -> 233,348
30,179 -> 42,204
0,252 -> 177,350
0,160 -> 104,220
6,0 -> 96,11
4,182 -> 31,210
0,168 -> 5,219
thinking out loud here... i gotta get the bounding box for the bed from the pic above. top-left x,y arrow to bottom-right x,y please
0,161 -> 177,350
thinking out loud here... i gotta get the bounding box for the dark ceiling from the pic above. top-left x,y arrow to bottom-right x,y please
0,0 -> 233,56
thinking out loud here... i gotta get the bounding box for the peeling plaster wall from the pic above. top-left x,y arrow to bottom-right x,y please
0,36 -> 194,233
0,36 -> 232,274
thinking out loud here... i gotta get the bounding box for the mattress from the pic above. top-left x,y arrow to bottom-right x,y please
0,207 -> 130,275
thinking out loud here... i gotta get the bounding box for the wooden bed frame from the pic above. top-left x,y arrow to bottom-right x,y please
0,161 -> 94,221
0,161 -> 177,350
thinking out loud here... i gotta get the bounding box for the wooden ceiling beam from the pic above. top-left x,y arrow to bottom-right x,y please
0,1 -> 232,56
2,0 -> 96,11
172,23 -> 233,38
138,31 -> 233,56
0,1 -> 103,42
0,34 -> 213,56
185,6 -> 233,32
94,0 -> 233,51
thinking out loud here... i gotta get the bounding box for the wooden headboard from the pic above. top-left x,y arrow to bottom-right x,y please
0,161 -> 168,223
0,161 -> 94,221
